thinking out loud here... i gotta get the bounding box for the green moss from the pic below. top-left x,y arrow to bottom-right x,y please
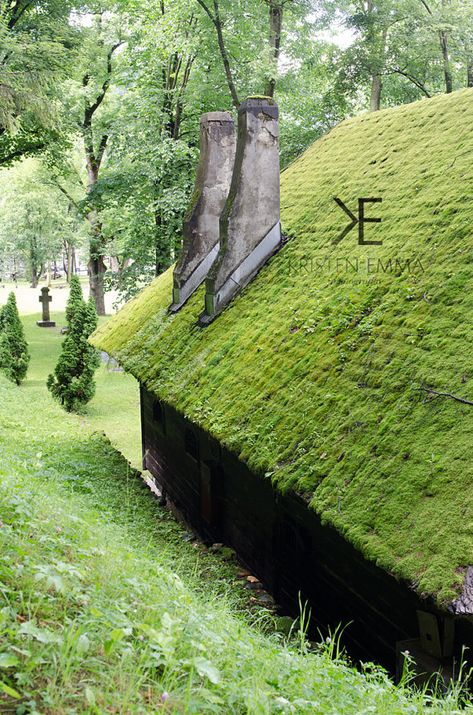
91,89 -> 473,606
183,186 -> 201,223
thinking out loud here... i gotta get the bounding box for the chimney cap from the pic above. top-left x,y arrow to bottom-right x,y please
200,111 -> 234,124
240,96 -> 278,119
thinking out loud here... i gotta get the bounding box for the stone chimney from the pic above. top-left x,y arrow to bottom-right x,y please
200,97 -> 281,323
170,112 -> 236,312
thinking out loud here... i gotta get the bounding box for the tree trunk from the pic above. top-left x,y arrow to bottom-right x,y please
265,1 -> 283,98
80,43 -> 120,315
30,236 -> 39,288
365,1 -> 386,112
154,210 -> 169,276
439,29 -> 453,93
87,246 -> 106,314
86,162 -> 107,315
30,266 -> 38,289
370,74 -> 382,111
88,253 -> 107,315
467,57 -> 473,87
67,242 -> 73,282
87,201 -> 107,315
196,0 -> 240,107
214,11 -> 240,108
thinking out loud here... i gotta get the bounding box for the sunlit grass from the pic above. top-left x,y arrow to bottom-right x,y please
21,312 -> 141,468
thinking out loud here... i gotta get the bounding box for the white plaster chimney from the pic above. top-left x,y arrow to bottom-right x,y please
171,112 -> 236,312
200,97 -> 281,323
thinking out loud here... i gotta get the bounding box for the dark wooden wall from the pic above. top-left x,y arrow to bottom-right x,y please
140,386 -> 473,674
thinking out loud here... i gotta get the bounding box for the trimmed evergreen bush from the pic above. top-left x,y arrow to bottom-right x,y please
66,274 -> 85,325
0,292 -> 30,385
47,278 -> 100,412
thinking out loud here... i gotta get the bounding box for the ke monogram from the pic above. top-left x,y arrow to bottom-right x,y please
334,197 -> 383,245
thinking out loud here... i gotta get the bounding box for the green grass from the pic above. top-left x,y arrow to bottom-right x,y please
0,344 -> 471,712
91,88 -> 473,606
21,313 -> 142,468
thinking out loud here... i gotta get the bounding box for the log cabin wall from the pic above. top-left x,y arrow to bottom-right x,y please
140,386 -> 473,674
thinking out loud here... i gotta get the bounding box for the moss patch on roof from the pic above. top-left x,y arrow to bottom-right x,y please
92,89 -> 473,606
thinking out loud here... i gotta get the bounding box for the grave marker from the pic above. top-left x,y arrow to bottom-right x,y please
37,287 -> 56,327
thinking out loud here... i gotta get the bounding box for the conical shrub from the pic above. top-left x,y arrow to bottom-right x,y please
47,281 -> 100,412
0,292 -> 29,385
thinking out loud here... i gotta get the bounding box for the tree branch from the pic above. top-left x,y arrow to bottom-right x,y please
7,0 -> 34,29
81,42 -> 121,175
195,0 -> 240,108
0,139 -> 44,166
83,42 -> 122,129
418,386 -> 473,406
96,133 -> 109,170
391,68 -> 431,97
173,54 -> 195,139
195,0 -> 215,22
47,180 -> 82,213
419,0 -> 433,15
265,0 -> 284,97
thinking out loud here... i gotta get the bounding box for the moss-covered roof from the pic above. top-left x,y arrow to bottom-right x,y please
92,89 -> 473,607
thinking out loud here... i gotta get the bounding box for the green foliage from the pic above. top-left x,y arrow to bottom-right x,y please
0,371 -> 470,712
47,278 -> 99,411
92,88 -> 473,605
65,274 -> 85,325
0,292 -> 29,385
0,159 -> 84,284
0,0 -> 78,166
51,0 -> 347,302
329,0 -> 473,109
3,0 -> 473,300
102,135 -> 198,302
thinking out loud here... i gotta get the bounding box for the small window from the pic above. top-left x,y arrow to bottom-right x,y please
185,428 -> 199,461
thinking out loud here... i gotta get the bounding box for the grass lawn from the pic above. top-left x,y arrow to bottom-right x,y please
21,312 -> 142,468
0,311 -> 470,711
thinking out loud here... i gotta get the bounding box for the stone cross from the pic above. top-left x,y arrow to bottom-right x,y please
37,287 -> 56,328
39,287 -> 52,321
